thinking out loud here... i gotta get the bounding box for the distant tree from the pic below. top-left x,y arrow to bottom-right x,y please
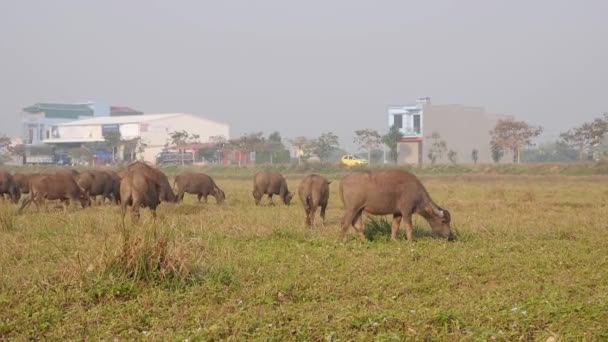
0,135 -> 12,164
447,150 -> 458,164
209,135 -> 228,164
521,141 -> 579,163
229,132 -> 265,166
169,130 -> 201,165
68,146 -> 94,165
169,130 -> 189,165
490,119 -> 543,163
471,149 -> 479,164
491,142 -> 504,163
427,132 -> 448,165
310,132 -> 339,162
560,114 -> 608,161
289,136 -> 310,165
103,131 -> 122,163
382,125 -> 404,164
265,131 -> 286,164
354,129 -> 381,163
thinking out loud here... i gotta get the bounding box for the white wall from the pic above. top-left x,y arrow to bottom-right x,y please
139,114 -> 230,164
57,125 -> 102,140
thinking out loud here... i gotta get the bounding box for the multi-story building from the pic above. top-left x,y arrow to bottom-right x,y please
388,97 -> 512,164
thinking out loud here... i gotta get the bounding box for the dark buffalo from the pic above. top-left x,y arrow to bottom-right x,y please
0,172 -> 21,203
252,171 -> 293,205
174,172 -> 225,204
298,174 -> 330,227
76,170 -> 120,205
120,162 -> 176,222
127,161 -> 176,203
18,173 -> 89,212
339,170 -> 454,242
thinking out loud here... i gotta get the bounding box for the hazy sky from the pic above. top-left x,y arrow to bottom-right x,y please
1,1 -> 607,150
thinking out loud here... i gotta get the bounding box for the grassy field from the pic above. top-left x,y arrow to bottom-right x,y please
1,171 -> 607,340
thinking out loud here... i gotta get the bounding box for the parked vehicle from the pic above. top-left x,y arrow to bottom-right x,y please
340,155 -> 368,166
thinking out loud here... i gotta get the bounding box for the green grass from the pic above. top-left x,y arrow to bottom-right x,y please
1,174 -> 607,340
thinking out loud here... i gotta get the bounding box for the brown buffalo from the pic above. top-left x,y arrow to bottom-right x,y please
174,172 -> 225,204
252,171 -> 293,205
120,170 -> 160,222
0,172 -> 21,203
339,170 -> 454,242
13,173 -> 38,194
127,161 -> 176,203
18,173 -> 89,212
298,174 -> 330,227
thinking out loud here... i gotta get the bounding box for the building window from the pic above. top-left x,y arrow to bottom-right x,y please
393,114 -> 403,128
413,114 -> 421,134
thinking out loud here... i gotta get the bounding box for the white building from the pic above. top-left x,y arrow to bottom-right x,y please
45,113 -> 229,164
388,97 -> 512,164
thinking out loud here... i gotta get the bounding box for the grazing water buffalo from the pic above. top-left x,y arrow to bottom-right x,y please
120,162 -> 176,222
13,173 -> 38,194
252,171 -> 293,205
18,173 -> 89,212
298,174 -> 330,227
127,161 -> 176,203
0,172 -> 21,203
76,170 -> 120,205
339,170 -> 454,242
120,170 -> 160,222
174,172 -> 225,204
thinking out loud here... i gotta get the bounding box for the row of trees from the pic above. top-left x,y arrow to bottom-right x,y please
559,113 -> 608,161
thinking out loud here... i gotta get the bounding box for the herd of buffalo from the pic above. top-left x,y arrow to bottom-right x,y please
0,161 -> 454,241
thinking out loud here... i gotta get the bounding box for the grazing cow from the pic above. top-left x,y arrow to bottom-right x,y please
18,173 -> 89,212
252,171 -> 293,205
339,170 -> 454,242
298,174 -> 330,227
120,162 -> 176,222
0,172 -> 21,204
174,172 -> 225,204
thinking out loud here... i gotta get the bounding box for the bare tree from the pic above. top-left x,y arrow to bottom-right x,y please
471,149 -> 479,164
354,129 -> 381,163
427,132 -> 448,165
490,119 -> 543,163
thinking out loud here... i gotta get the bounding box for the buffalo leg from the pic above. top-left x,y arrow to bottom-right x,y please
340,209 -> 357,242
352,211 -> 366,242
309,205 -> 317,227
391,214 -> 402,241
18,197 -> 33,213
304,206 -> 312,227
203,195 -> 208,203
403,214 -> 414,242
268,194 -> 275,206
320,202 -> 327,227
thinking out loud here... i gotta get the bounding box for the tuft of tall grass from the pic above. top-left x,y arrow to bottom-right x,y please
101,221 -> 201,286
0,203 -> 16,231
